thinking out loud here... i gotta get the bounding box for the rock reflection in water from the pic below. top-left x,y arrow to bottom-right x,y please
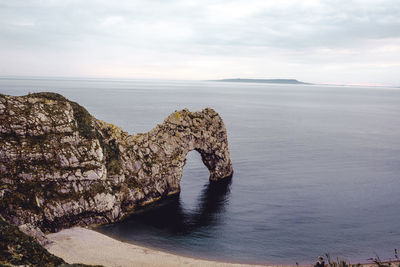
98,176 -> 232,239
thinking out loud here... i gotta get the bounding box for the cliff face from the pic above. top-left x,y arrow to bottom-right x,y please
0,92 -> 233,234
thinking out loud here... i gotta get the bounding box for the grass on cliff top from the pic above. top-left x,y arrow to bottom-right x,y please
0,215 -> 102,267
27,92 -> 68,102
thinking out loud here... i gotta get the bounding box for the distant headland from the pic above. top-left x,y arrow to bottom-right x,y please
211,78 -> 311,84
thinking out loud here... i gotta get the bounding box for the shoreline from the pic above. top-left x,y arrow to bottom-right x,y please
91,227 -> 280,267
45,227 -> 398,267
45,227 -> 300,267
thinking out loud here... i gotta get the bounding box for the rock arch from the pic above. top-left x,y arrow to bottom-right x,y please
112,108 -> 234,212
0,93 -> 233,233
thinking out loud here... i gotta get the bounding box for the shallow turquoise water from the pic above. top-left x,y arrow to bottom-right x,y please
2,78 -> 400,264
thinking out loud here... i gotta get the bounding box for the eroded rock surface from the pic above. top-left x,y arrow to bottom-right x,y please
0,92 -> 233,233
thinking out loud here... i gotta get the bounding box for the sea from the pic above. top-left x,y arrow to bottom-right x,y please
1,77 -> 400,265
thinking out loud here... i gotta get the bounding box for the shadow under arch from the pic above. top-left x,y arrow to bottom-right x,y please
187,177 -> 232,229
103,174 -> 232,237
97,148 -> 233,242
166,149 -> 233,234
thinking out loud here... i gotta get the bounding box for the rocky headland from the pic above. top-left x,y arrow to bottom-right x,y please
0,92 -> 233,244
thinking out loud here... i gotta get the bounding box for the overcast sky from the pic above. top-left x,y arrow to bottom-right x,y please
0,0 -> 399,85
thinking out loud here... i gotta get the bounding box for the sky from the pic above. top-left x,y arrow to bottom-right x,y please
0,0 -> 399,85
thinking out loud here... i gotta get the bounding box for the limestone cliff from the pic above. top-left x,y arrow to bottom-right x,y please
0,92 -> 233,234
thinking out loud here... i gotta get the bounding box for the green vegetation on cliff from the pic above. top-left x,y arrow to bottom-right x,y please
0,216 -> 102,267
0,215 -> 65,266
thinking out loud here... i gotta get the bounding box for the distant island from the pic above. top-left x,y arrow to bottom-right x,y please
212,78 -> 310,84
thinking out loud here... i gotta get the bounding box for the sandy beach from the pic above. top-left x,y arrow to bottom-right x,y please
46,227 -> 290,267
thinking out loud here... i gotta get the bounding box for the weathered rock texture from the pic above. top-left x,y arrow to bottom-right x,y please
0,92 -> 233,233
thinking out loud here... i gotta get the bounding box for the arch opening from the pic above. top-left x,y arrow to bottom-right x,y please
180,150 -> 211,207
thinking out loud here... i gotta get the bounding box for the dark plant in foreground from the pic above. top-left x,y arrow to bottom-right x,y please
324,253 -> 361,267
369,254 -> 400,267
319,252 -> 400,267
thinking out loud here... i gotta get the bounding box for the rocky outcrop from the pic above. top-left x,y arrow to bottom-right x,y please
0,215 -> 65,266
0,215 -> 100,266
0,92 -> 233,233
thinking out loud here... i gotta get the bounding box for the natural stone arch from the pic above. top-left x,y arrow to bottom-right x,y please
0,92 -> 233,234
115,108 -> 234,207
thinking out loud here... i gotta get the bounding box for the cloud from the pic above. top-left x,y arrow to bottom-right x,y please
0,0 -> 399,85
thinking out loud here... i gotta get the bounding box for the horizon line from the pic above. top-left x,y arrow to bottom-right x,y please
0,74 -> 398,88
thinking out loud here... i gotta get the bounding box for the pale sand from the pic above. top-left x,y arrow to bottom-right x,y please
46,227 -> 291,267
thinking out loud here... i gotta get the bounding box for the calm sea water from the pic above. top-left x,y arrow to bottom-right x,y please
1,77 -> 400,265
